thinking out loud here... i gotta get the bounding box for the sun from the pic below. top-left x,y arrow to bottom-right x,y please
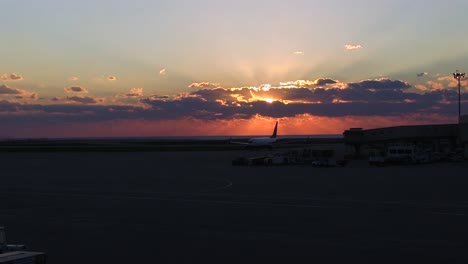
265,98 -> 274,103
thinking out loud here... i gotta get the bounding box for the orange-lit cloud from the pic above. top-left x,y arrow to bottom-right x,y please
70,76 -> 79,81
437,75 -> 468,88
414,84 -> 429,91
188,82 -> 220,88
159,69 -> 166,75
1,73 -> 23,81
9,73 -> 23,80
344,44 -> 363,50
426,81 -> 444,90
293,51 -> 304,55
119,87 -> 144,98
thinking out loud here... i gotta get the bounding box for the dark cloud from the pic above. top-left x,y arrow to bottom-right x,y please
346,78 -> 411,91
417,72 -> 429,77
139,78 -> 462,119
149,95 -> 169,100
314,78 -> 337,86
107,75 -> 117,81
67,96 -> 104,104
64,86 -> 88,93
192,88 -> 235,102
0,78 -> 466,127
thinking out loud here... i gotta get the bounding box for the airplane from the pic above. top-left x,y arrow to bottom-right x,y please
230,121 -> 278,150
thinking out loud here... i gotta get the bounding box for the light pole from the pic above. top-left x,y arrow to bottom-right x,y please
453,71 -> 465,122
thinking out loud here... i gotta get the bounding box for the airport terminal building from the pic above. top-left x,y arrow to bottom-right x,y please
343,115 -> 468,159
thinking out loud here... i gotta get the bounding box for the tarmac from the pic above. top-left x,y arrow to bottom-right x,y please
1,151 -> 468,263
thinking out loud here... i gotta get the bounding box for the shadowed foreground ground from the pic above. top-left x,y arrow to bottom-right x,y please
1,151 -> 468,263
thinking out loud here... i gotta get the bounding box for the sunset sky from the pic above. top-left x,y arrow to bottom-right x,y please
2,0 -> 468,138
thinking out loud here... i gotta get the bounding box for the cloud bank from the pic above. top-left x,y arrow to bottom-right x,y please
0,77 -> 465,137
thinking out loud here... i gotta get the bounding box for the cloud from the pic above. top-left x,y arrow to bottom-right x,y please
188,82 -> 220,88
1,77 -> 466,138
119,87 -> 144,98
159,69 -> 166,75
1,73 -> 23,81
9,73 -> 23,81
426,81 -> 444,90
3,77 -> 455,121
70,76 -> 79,81
414,84 -> 429,91
67,96 -> 105,104
417,72 -> 429,77
293,51 -> 304,55
345,78 -> 411,91
148,95 -> 169,100
14,93 -> 38,100
64,86 -> 88,93
314,78 -> 337,86
107,75 -> 117,81
344,44 -> 363,50
0,84 -> 37,100
0,84 -> 22,95
141,78 -> 464,120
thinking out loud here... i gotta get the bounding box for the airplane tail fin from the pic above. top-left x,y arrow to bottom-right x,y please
270,121 -> 278,138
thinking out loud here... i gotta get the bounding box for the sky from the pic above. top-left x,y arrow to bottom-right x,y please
1,0 -> 468,138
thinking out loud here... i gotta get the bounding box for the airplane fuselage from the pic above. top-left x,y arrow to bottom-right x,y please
247,137 -> 276,146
